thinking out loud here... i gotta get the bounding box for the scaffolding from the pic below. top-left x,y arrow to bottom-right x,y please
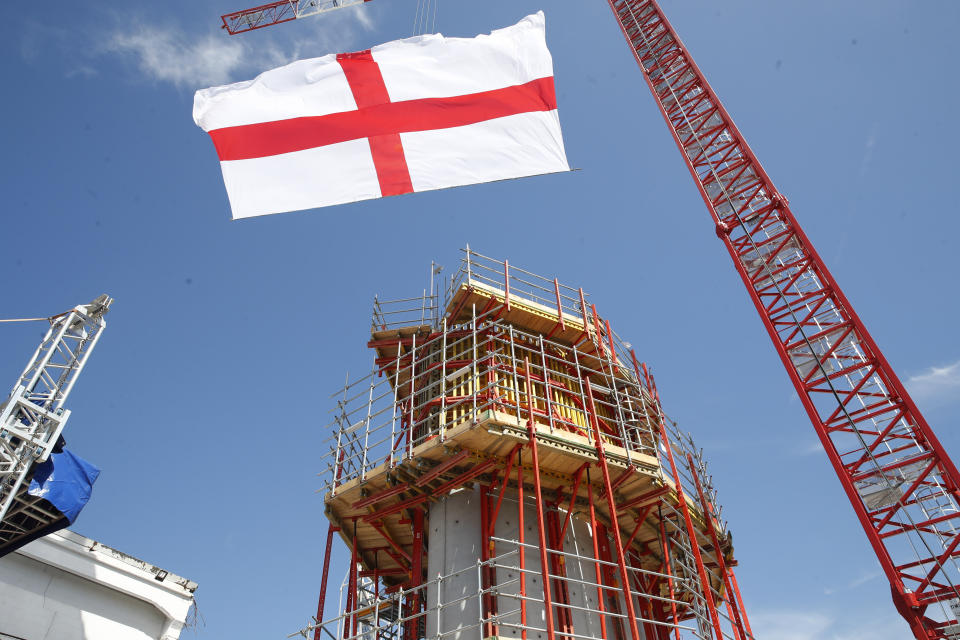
298,250 -> 754,640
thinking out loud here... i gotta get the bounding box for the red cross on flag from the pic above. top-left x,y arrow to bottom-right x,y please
193,12 -> 569,219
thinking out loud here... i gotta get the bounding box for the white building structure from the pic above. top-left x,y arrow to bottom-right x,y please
0,529 -> 197,640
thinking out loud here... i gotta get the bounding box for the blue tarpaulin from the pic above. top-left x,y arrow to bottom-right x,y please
26,449 -> 100,523
0,448 -> 100,558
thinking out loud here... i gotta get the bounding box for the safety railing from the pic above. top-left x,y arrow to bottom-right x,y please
369,248 -> 638,374
321,309 -> 664,496
371,292 -> 441,332
445,247 -> 586,321
451,248 -> 644,369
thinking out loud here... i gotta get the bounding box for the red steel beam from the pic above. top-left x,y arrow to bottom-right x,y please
584,378 -> 642,640
624,504 -> 656,549
433,459 -> 497,495
554,278 -> 566,330
619,486 -> 670,511
546,278 -> 567,340
480,480 -> 496,638
658,515 -> 682,640
517,450 -> 529,640
370,520 -> 412,566
312,523 -> 339,640
525,357 -> 556,640
546,506 -> 576,640
586,478 -> 608,640
414,450 -> 471,487
346,519 -> 359,639
352,482 -> 412,509
608,467 -> 634,495
727,567 -> 754,638
489,444 -> 522,535
605,319 -> 617,365
362,460 -> 497,522
688,453 -> 747,640
649,394 -> 724,639
359,568 -> 406,577
558,463 -> 588,541
590,305 -> 605,359
504,259 -> 511,312
595,522 -> 626,640
363,493 -> 429,522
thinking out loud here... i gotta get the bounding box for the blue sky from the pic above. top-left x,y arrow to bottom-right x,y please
2,1 -> 959,638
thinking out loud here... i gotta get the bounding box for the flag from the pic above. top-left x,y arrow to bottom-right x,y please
193,12 -> 569,219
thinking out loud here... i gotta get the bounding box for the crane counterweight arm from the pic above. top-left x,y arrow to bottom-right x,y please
609,0 -> 960,636
221,0 -> 369,35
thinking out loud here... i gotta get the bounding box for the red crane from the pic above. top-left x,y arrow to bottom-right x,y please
219,1 -> 960,636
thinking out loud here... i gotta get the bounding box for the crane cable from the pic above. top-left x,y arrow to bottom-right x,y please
0,308 -> 80,324
412,0 -> 439,36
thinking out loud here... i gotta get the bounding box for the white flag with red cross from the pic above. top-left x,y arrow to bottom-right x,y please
193,12 -> 569,219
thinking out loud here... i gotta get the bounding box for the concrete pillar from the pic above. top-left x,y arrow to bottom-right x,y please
425,485 -> 638,640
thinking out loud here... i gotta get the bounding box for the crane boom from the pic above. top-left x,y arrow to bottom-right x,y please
0,295 -> 112,531
216,0 -> 960,635
607,1 -> 960,636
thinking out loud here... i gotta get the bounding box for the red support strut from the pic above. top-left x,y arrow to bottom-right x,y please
313,523 -> 339,640
525,357 -> 557,640
584,378 -> 642,640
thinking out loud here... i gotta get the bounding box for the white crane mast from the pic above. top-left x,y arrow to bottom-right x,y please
0,295 -> 111,532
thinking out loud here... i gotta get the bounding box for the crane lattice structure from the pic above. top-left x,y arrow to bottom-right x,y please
0,295 -> 111,546
606,2 -> 960,636
221,0 -> 368,34
217,0 -> 960,636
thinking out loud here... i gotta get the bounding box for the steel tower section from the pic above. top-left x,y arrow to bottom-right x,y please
608,1 -> 960,636
0,295 -> 112,531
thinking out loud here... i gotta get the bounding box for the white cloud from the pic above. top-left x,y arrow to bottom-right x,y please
749,609 -> 907,640
343,3 -> 375,32
103,6 -> 376,90
796,439 -> 824,456
906,359 -> 960,404
750,610 -> 833,640
20,5 -> 378,89
258,4 -> 379,65
827,616 -> 909,640
66,65 -> 98,79
106,26 -> 246,89
20,22 -> 69,62
19,21 -> 97,79
823,569 -> 881,595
